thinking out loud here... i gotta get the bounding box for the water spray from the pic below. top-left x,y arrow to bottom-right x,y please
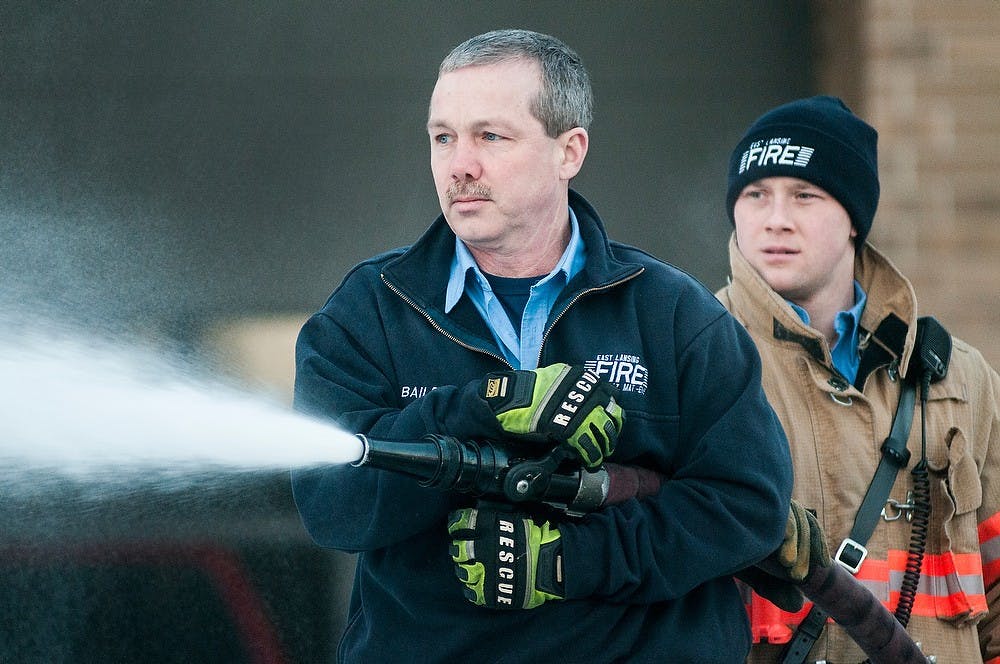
0,331 -> 366,493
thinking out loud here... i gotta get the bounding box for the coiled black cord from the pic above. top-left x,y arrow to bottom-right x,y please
895,460 -> 929,627
894,372 -> 934,628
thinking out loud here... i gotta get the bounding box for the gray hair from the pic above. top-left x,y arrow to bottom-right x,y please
438,29 -> 593,137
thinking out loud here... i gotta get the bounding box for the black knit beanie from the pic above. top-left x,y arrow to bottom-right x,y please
726,95 -> 880,246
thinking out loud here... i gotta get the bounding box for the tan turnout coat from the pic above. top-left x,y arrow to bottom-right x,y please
717,235 -> 1000,663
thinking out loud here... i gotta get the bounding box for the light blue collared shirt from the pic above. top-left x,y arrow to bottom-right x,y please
788,281 -> 868,385
445,208 -> 586,369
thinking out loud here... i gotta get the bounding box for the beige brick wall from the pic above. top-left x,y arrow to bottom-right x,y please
818,0 -> 1000,368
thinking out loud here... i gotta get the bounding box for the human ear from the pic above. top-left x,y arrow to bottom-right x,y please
558,128 -> 588,180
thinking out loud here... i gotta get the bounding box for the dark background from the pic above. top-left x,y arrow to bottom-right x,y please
1,2 -> 813,662
1,1 -> 812,333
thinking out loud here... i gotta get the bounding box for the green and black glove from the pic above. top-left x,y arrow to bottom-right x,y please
735,499 -> 831,612
479,363 -> 624,468
448,505 -> 564,610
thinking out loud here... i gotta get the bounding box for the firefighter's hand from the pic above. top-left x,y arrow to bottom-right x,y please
447,505 -> 564,610
777,499 -> 831,581
479,363 -> 625,468
735,500 -> 832,612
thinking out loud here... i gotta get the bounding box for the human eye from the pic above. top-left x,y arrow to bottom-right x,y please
482,131 -> 502,142
431,133 -> 452,146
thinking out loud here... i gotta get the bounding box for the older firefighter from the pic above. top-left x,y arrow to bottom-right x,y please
292,29 -> 792,663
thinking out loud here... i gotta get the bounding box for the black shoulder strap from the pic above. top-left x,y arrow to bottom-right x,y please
781,316 -> 950,663
845,382 -> 916,554
780,380 -> 917,664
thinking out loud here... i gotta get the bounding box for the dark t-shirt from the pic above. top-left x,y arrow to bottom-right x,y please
482,272 -> 543,332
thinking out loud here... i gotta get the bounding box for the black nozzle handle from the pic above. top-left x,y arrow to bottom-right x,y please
354,434 -> 508,496
354,435 -> 667,516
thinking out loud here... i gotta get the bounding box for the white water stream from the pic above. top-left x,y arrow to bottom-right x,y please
0,329 -> 363,493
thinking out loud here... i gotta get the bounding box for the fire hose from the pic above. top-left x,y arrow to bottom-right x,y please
352,434 -> 929,664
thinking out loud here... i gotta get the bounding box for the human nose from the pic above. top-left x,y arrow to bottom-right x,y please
763,196 -> 793,232
448,138 -> 482,181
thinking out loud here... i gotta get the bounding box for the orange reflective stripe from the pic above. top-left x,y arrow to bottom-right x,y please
747,548 -> 987,640
888,588 -> 986,618
887,588 -> 933,617
887,550 -> 987,617
819,552 -> 985,582
979,511 -> 1000,586
901,549 -> 986,577
979,511 -> 1000,544
854,556 -> 888,582
984,558 -> 1000,587
746,596 -> 797,644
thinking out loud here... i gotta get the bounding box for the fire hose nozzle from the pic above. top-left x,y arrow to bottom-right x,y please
351,434 -> 617,514
353,433 -> 509,496
351,434 -> 372,467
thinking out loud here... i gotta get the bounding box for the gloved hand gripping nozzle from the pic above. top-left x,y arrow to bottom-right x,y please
352,433 -> 660,517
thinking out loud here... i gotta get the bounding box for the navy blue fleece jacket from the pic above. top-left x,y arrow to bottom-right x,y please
291,191 -> 792,663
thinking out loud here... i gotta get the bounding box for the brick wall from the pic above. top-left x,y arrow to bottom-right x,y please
818,0 -> 1000,368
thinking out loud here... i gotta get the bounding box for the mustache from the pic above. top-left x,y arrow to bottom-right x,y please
446,182 -> 492,203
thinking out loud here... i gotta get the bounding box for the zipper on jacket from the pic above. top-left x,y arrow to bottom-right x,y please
381,275 -> 513,369
535,268 -> 645,366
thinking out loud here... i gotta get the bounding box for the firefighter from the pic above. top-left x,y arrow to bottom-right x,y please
291,29 -> 793,663
717,95 -> 1000,662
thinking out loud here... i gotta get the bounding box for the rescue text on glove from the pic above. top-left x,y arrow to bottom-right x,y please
480,363 -> 624,468
448,505 -> 564,610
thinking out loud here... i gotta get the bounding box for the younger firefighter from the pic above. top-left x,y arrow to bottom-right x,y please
717,95 -> 1000,662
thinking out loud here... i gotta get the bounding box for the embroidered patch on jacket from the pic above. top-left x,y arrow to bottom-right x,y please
585,354 -> 648,395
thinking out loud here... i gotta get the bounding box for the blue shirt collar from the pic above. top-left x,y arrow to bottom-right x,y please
444,208 -> 585,368
787,281 -> 868,383
445,208 -> 584,313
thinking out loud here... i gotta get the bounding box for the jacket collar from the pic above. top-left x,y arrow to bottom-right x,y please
725,233 -> 919,382
381,189 -> 640,316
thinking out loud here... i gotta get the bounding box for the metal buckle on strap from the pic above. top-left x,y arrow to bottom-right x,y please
834,538 -> 867,574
